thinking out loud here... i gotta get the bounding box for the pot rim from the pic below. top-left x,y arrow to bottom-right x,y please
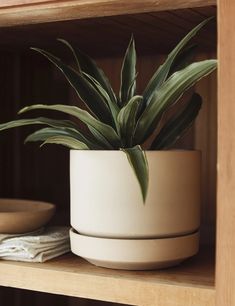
70,149 -> 201,153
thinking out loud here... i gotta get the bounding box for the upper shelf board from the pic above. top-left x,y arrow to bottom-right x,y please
0,0 -> 216,27
0,247 -> 215,306
0,6 -> 216,55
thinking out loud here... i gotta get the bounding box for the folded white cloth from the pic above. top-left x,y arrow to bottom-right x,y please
0,226 -> 70,262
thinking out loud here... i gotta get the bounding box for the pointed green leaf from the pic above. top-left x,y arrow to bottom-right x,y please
119,36 -> 137,105
169,44 -> 197,75
31,48 -> 112,124
0,117 -> 76,132
151,93 -> 202,149
126,72 -> 138,101
41,135 -> 89,150
143,17 -> 213,104
134,59 -> 217,144
19,104 -> 120,148
25,127 -> 102,149
82,72 -> 119,127
122,145 -> 149,203
88,126 -> 113,149
57,38 -> 81,70
117,95 -> 142,147
58,39 -> 117,105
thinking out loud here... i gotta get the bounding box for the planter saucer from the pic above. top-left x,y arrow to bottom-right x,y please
70,228 -> 199,270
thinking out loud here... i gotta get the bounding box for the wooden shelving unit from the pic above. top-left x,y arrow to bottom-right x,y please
0,248 -> 215,306
1,0 -> 234,306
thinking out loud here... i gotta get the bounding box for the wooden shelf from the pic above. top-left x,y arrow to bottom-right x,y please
0,1 -> 219,305
0,247 -> 215,306
0,6 -> 216,56
0,0 -> 216,28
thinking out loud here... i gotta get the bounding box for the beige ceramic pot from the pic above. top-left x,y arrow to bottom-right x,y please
70,150 -> 201,239
70,150 -> 201,270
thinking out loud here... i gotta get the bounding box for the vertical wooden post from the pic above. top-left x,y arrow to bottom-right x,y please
216,1 -> 235,305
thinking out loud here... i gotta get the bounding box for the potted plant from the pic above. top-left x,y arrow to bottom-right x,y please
0,18 -> 217,270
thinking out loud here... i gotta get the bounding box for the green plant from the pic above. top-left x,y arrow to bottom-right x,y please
0,18 -> 217,202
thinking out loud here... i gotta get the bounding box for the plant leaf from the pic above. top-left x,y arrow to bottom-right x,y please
88,126 -> 113,149
122,145 -> 149,203
119,36 -> 137,105
143,17 -> 213,104
31,48 -> 113,124
151,93 -> 202,149
0,117 -> 76,132
169,44 -> 197,75
58,39 -> 117,106
117,95 -> 143,147
134,59 -> 217,144
41,135 -> 89,150
18,104 -> 120,148
82,72 -> 119,127
25,127 -> 102,149
126,72 -> 138,101
57,38 -> 81,70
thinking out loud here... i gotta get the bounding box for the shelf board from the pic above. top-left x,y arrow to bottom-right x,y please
0,0 -> 216,27
0,6 -> 216,56
0,246 -> 215,306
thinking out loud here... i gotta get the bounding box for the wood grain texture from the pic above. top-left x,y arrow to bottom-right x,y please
0,0 -> 58,8
194,53 -> 217,245
0,7 -> 216,56
216,1 -> 235,305
0,248 -> 215,306
0,0 -> 216,27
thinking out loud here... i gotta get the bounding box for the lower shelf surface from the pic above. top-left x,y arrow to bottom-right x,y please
0,246 -> 215,306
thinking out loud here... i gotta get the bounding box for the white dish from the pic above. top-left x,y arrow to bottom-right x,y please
70,228 -> 199,270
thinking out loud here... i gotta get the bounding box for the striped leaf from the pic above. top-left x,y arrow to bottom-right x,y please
18,104 -> 120,148
41,135 -> 89,150
25,127 -> 102,149
88,126 -> 113,149
117,95 -> 142,147
58,39 -> 117,106
134,59 -> 217,144
0,117 -> 76,132
151,93 -> 202,149
82,72 -> 119,127
57,38 -> 80,69
143,17 -> 213,104
119,36 -> 137,106
169,44 -> 197,75
31,48 -> 113,124
122,145 -> 149,203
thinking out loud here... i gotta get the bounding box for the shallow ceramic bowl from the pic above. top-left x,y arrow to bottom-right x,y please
0,199 -> 56,234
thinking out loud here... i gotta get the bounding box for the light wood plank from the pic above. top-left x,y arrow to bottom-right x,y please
216,0 -> 235,305
0,0 -> 216,27
0,0 -> 58,7
0,248 -> 215,306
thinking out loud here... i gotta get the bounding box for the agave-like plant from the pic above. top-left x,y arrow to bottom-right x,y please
0,18 -> 217,202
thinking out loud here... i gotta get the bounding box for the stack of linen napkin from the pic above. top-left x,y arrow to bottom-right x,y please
0,226 -> 70,262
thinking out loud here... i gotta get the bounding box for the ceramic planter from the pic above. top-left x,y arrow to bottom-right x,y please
70,150 -> 201,270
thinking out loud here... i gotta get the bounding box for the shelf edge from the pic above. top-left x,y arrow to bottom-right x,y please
0,260 -> 215,306
0,0 -> 216,28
